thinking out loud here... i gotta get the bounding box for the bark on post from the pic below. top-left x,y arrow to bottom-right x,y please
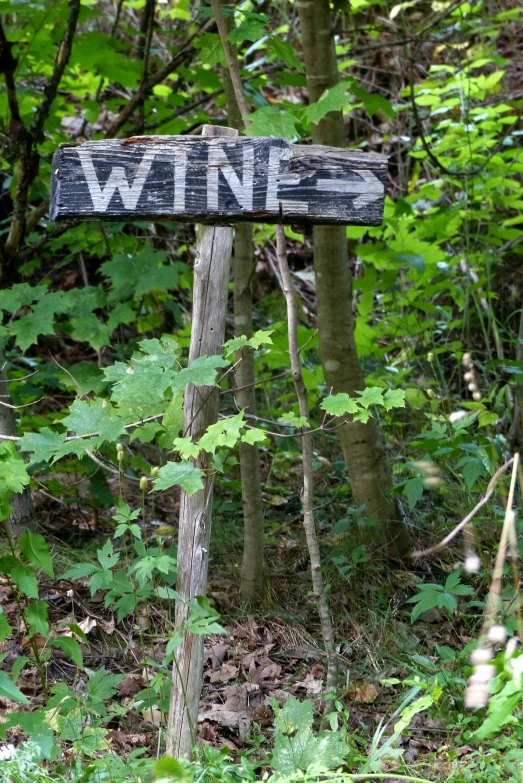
165,125 -> 236,759
296,0 -> 411,559
219,0 -> 265,604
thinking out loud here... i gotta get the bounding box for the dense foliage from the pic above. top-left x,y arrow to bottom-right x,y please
0,0 -> 523,782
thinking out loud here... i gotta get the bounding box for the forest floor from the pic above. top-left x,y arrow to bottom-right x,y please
0,466 -> 502,782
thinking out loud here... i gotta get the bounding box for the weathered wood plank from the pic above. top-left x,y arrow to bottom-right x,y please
50,135 -> 387,226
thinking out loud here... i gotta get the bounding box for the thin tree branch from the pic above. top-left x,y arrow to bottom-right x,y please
209,0 -> 250,122
31,0 -> 82,143
275,220 -> 338,713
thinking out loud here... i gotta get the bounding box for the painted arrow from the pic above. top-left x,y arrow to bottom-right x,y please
316,169 -> 384,210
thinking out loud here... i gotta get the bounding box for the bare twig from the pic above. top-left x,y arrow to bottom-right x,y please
411,457 -> 515,558
275,220 -> 338,712
209,0 -> 250,122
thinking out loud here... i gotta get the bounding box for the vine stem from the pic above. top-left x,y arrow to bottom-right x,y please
274,222 -> 338,713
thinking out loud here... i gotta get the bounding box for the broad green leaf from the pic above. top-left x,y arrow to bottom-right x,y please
357,387 -> 385,408
173,437 -> 201,460
0,607 -> 12,642
0,283 -> 47,313
304,80 -> 352,125
228,18 -> 266,44
352,85 -> 395,117
274,696 -> 313,733
383,389 -> 406,411
223,329 -> 274,355
0,671 -> 30,703
86,668 -> 124,701
19,429 -> 67,465
278,412 -> 309,428
18,532 -> 54,577
154,461 -> 204,495
0,442 -> 30,494
320,393 -> 359,417
246,106 -> 298,140
268,36 -> 303,71
26,600 -> 49,637
11,564 -> 39,599
61,399 -> 125,441
198,412 -> 244,454
241,428 -> 269,445
194,32 -> 226,67
171,355 -> 230,395
50,637 -> 83,668
403,477 -> 424,511
61,563 -> 99,581
154,757 -> 189,783
97,539 -> 119,570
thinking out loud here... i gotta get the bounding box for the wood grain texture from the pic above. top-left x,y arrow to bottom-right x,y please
50,135 -> 387,226
166,124 -> 236,760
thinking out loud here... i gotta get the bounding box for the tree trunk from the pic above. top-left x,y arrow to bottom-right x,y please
296,0 -> 410,559
220,0 -> 265,603
166,126 -> 236,759
0,357 -> 36,537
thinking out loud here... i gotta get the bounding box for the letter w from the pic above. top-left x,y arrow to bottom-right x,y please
77,148 -> 155,212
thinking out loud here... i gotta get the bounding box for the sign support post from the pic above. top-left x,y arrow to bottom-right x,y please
166,124 -> 237,758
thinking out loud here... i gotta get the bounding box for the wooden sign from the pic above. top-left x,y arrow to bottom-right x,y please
50,136 -> 387,226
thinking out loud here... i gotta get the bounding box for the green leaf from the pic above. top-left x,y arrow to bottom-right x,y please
0,671 -> 30,703
154,757 -> 189,783
352,85 -> 395,117
171,355 -> 230,395
241,428 -> 269,445
403,477 -> 424,511
198,412 -> 245,454
173,437 -> 201,460
0,442 -> 30,494
460,457 -> 485,489
60,563 -> 99,581
86,667 -> 124,701
474,683 -> 520,740
11,564 -> 39,599
304,80 -> 352,125
274,697 -> 313,733
61,398 -> 125,441
162,392 -> 184,437
223,329 -> 274,355
278,411 -> 309,428
18,532 -> 54,577
268,36 -> 303,71
320,393 -> 359,417
246,106 -> 298,140
154,461 -> 204,495
194,32 -> 226,67
383,389 -> 406,411
229,18 -> 266,45
50,636 -> 83,668
97,539 -> 119,570
19,429 -> 67,466
357,387 -> 385,408
0,607 -> 12,642
26,600 -> 49,637
0,283 -> 47,313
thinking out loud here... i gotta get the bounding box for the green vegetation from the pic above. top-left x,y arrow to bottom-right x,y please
1,0 -> 523,782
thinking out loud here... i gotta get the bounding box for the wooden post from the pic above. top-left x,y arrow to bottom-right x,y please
165,125 -> 237,759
